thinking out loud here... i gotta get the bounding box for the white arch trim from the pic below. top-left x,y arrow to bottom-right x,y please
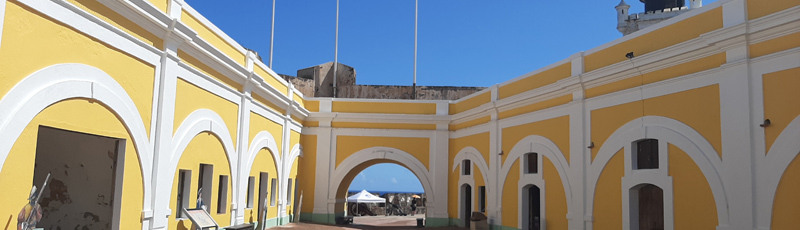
285,143 -> 303,174
242,131 -> 281,179
451,146 -> 490,187
587,116 -> 728,228
498,135 -> 573,209
329,147 -> 435,204
0,63 -> 154,216
757,114 -> 800,229
169,109 -> 238,180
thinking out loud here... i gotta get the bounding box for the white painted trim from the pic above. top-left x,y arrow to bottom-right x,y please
451,147 -> 490,187
242,131 -> 281,187
328,146 -> 436,210
457,182 -> 475,227
176,68 -> 241,105
498,135 -> 573,210
586,116 -> 728,228
757,115 -> 800,230
0,63 -> 154,218
518,180 -> 545,230
18,0 -> 161,65
0,0 -> 6,51
620,139 -> 674,230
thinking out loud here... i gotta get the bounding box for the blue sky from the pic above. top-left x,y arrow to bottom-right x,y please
184,0 -> 715,192
347,163 -> 423,193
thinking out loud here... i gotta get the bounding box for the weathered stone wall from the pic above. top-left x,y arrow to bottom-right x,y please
339,85 -> 486,100
296,62 -> 356,97
281,74 -> 315,96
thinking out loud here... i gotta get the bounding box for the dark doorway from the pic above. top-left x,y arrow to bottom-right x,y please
462,184 -> 472,227
637,184 -> 664,230
528,186 -> 541,230
33,126 -> 123,230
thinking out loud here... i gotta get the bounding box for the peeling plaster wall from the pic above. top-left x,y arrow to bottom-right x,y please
34,127 -> 118,230
339,85 -> 486,100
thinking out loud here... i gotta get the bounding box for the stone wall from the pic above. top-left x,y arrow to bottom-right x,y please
339,85 -> 485,100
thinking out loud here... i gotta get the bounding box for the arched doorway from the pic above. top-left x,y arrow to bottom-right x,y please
630,184 -> 664,230
521,185 -> 541,230
461,184 -> 472,227
328,147 -> 436,226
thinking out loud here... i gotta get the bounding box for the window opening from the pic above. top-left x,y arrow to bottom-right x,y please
635,139 -> 659,169
258,173 -> 269,220
525,153 -> 538,174
198,164 -> 214,212
217,175 -> 228,214
462,160 -> 471,175
247,176 -> 255,209
176,170 -> 192,218
478,186 -> 486,212
287,179 -> 294,205
270,178 -> 277,206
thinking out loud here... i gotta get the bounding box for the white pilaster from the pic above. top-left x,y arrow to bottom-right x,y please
429,130 -> 450,219
0,0 -> 7,51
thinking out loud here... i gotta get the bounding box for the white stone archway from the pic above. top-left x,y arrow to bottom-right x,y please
587,116 -> 728,229
0,63 -> 154,230
498,135 -> 571,229
756,114 -> 800,229
327,147 -> 436,219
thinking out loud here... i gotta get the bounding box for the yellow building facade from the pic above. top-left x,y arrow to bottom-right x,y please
0,0 -> 799,230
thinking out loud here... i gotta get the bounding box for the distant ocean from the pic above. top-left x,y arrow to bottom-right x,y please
348,190 -> 424,195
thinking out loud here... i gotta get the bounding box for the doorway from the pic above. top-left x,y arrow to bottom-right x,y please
32,126 -> 124,230
527,185 -> 541,230
635,184 -> 664,230
462,184 -> 472,227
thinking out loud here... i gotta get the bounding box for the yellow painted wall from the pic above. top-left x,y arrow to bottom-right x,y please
584,8 -> 723,72
502,116 -> 570,164
335,136 -> 430,169
669,144 -> 718,229
747,0 -> 800,20
771,151 -> 800,229
252,93 -> 287,116
304,100 -> 320,112
243,148 -> 279,224
0,99 -> 145,230
543,157 -> 568,230
763,67 -> 800,154
591,85 -> 721,161
449,132 -> 491,167
449,116 -> 491,130
750,32 -> 800,58
0,0 -> 155,135
450,91 -> 491,114
287,157 -> 300,216
178,50 -> 243,92
249,112 -> 283,154
169,132 -> 232,230
180,10 -> 246,67
585,53 -> 725,98
592,150 -> 624,230
332,101 -> 437,115
174,78 -> 239,145
501,160 -> 520,227
447,164 -> 460,219
499,63 -> 571,99
331,122 -> 436,130
148,0 -> 169,13
66,0 -> 163,49
254,65 -> 288,97
473,165 -> 486,214
298,135 -> 317,214
498,95 -> 573,119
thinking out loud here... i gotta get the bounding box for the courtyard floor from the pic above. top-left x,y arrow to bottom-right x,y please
271,216 -> 466,230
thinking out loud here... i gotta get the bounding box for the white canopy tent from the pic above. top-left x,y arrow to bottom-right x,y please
347,190 -> 386,216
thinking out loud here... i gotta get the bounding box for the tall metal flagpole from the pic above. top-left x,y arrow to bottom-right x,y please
269,0 -> 276,68
413,0 -> 418,99
333,0 -> 339,98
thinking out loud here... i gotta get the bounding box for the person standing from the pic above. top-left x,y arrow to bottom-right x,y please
410,198 -> 417,216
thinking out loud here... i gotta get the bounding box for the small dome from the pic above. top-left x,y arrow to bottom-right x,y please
617,0 -> 630,7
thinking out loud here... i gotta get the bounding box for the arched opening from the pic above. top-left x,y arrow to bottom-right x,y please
461,184 -> 472,228
630,184 -> 664,230
336,161 -> 428,227
521,185 -> 541,230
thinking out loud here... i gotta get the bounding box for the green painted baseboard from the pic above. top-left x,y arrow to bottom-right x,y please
423,217 -> 450,227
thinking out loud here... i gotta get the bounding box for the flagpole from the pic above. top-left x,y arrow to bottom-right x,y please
333,0 -> 339,98
269,0 -> 275,68
412,0 -> 418,99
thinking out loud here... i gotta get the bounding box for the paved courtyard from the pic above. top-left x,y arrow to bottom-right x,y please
272,216 -> 466,230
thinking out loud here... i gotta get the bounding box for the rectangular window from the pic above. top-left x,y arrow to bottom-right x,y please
270,178 -> 277,206
258,173 -> 269,218
636,139 -> 659,169
198,164 -> 214,212
462,160 -> 471,175
479,186 -> 486,212
287,179 -> 294,206
176,170 -> 192,219
525,153 -> 538,174
247,176 -> 255,209
217,175 -> 228,214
